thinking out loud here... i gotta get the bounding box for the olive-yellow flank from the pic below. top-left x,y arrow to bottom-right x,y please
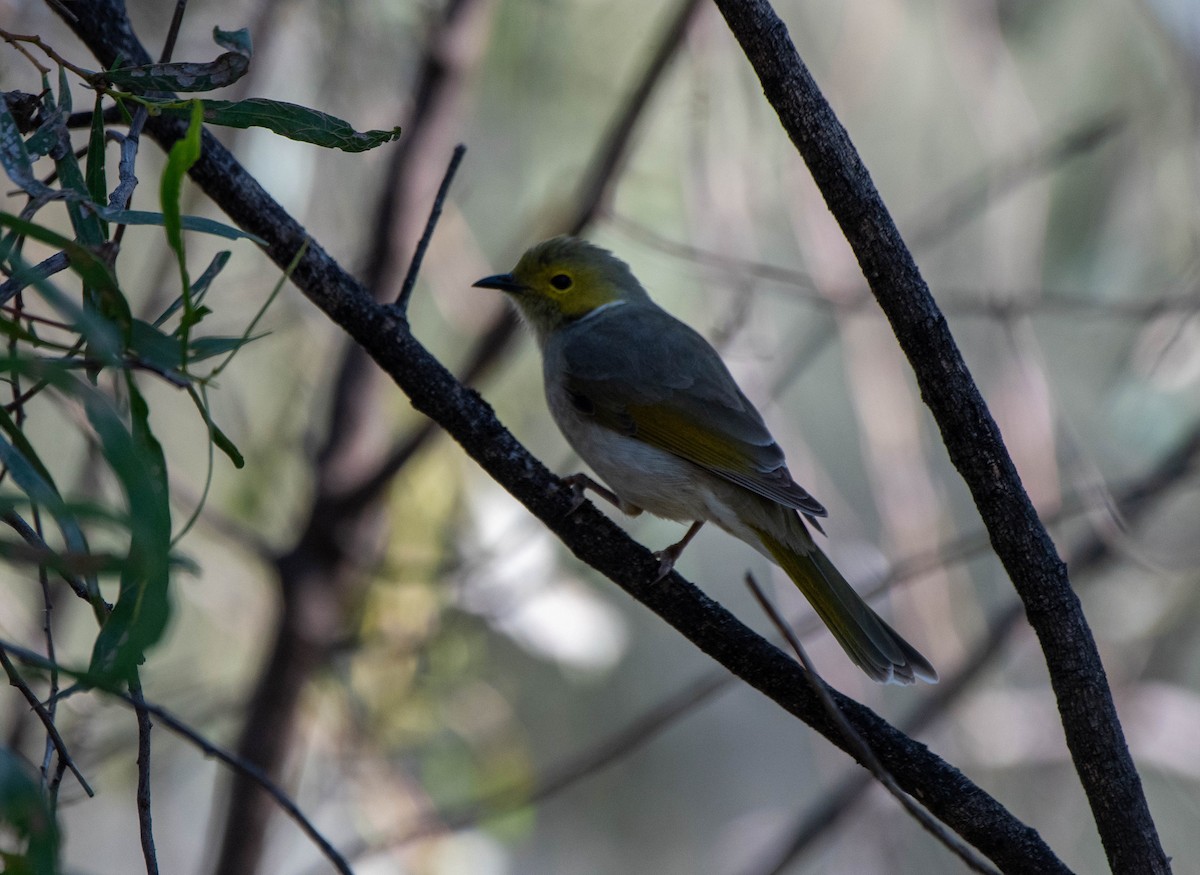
475,236 -> 936,685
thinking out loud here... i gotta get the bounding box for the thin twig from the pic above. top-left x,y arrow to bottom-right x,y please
158,0 -> 189,64
129,674 -> 160,875
120,694 -> 353,875
0,638 -> 353,875
0,646 -> 94,797
0,30 -> 95,80
0,251 -> 71,307
1,511 -> 93,603
393,144 -> 467,313
744,573 -> 1000,875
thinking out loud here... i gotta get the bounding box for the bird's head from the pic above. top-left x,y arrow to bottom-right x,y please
473,236 -> 650,341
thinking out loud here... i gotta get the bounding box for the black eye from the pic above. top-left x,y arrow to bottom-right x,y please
549,273 -> 573,291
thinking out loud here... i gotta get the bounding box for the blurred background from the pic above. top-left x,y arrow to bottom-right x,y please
3,0 -> 1200,872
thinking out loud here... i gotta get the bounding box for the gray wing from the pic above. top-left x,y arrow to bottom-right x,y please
554,303 -> 827,517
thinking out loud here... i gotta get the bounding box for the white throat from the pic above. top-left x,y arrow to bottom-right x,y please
576,299 -> 628,324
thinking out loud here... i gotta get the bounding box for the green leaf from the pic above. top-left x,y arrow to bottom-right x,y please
188,333 -> 266,362
97,209 -> 264,244
86,94 -> 109,214
198,99 -> 401,152
154,251 -> 230,329
100,27 -> 252,93
0,748 -> 60,875
129,319 -> 185,374
83,93 -> 112,254
86,381 -> 173,682
55,66 -> 71,115
0,217 -> 127,362
127,95 -> 401,152
0,314 -> 44,346
160,100 -> 204,359
190,250 -> 230,308
52,69 -> 106,249
0,407 -> 103,620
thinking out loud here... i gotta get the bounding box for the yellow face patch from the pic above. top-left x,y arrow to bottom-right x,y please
510,251 -> 623,318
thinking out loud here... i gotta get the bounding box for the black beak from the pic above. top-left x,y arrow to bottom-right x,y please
472,273 -> 526,293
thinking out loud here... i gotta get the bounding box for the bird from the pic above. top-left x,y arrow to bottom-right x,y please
474,236 -> 936,684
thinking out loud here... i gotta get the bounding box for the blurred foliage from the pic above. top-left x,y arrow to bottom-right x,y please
1,0 -> 1199,874
0,12 -> 401,873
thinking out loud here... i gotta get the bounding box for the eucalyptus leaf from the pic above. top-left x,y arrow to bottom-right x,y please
160,101 -> 204,352
100,27 -> 252,93
129,319 -> 184,373
49,70 -> 106,249
97,209 -> 263,244
188,333 -> 266,362
85,383 -> 172,682
0,219 -> 126,363
195,99 -> 401,152
0,415 -> 97,605
0,748 -> 59,875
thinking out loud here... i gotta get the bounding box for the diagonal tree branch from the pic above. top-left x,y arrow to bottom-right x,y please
59,1 -> 1076,871
707,1 -> 1169,872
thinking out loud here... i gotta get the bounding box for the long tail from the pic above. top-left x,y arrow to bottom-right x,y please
756,527 -> 937,685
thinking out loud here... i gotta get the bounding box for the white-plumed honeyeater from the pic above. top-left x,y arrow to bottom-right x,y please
475,236 -> 936,685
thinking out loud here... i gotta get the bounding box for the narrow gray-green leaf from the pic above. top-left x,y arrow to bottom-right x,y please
86,94 -> 109,238
188,333 -> 265,362
129,319 -> 184,373
0,748 -> 60,875
0,407 -> 101,618
96,208 -> 264,244
0,216 -> 126,362
159,100 -> 204,354
99,27 -> 252,93
50,71 -> 106,249
199,98 -> 401,152
85,382 -> 172,682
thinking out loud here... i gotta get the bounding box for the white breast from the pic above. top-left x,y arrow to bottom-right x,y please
543,378 -> 728,526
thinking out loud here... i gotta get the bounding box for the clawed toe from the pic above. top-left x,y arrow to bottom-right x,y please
652,548 -> 680,582
649,520 -> 705,581
561,472 -> 622,515
562,476 -> 590,515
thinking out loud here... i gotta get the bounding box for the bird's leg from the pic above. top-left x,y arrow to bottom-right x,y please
653,520 -> 705,581
562,473 -> 640,516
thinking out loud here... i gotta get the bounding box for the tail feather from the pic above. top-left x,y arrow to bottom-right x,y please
756,528 -> 937,685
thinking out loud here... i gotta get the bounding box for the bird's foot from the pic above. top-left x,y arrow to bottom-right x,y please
562,473 -> 623,515
652,547 -> 682,582
651,520 -> 705,582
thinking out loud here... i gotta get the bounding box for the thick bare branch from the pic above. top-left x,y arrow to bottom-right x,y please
707,1 -> 1168,871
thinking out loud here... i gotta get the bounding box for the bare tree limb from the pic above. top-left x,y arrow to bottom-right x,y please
707,1 -> 1168,871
